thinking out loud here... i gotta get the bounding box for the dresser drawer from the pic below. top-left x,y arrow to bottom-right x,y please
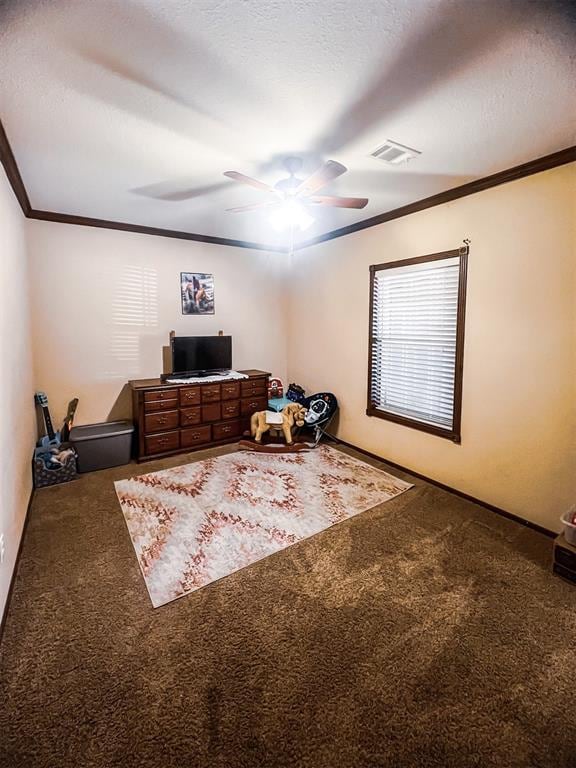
179,387 -> 201,406
144,409 -> 179,434
555,545 -> 576,571
180,406 -> 202,427
221,381 -> 240,400
221,400 -> 240,419
240,396 -> 268,416
144,398 -> 178,413
144,388 -> 178,403
201,384 -> 221,402
241,380 -> 267,397
213,419 -> 241,441
145,431 -> 180,455
181,425 -> 211,448
202,403 -> 221,422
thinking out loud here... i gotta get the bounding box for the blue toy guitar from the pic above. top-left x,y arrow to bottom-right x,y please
35,391 -> 60,449
34,393 -> 80,470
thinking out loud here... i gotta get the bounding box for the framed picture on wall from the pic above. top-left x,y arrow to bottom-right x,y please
180,273 -> 214,315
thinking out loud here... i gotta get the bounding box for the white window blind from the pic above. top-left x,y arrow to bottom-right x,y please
369,255 -> 462,433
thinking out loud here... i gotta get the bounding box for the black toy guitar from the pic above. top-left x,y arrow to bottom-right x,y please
61,398 -> 79,443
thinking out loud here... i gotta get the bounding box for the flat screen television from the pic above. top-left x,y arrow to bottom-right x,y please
171,335 -> 232,377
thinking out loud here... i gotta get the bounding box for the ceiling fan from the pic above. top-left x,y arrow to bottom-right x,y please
223,158 -> 368,232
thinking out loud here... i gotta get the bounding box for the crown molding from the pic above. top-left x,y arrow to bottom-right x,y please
0,118 -> 31,215
0,116 -> 286,252
1,113 -> 574,252
27,209 -> 288,252
295,145 -> 576,250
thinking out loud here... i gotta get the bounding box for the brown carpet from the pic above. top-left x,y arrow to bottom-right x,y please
0,444 -> 574,768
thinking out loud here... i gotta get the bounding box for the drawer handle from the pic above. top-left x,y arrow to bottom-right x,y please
221,426 -> 231,433
157,417 -> 167,425
185,393 -> 194,400
158,438 -> 169,446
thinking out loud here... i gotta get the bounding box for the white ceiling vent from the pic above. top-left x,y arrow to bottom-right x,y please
370,140 -> 421,164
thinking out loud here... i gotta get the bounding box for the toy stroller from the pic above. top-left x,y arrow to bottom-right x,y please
300,392 -> 338,447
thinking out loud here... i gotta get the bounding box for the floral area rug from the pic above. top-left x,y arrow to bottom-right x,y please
114,445 -> 413,607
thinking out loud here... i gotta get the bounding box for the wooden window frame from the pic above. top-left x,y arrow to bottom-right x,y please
366,247 -> 468,443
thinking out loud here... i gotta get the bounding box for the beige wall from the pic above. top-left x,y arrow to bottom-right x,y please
0,167 -> 35,621
27,221 -> 288,426
288,164 -> 576,532
24,164 -> 576,533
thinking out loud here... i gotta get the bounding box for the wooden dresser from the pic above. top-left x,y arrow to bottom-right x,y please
130,369 -> 270,461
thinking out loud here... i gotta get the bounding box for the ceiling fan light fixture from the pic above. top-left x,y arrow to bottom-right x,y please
224,159 -> 366,230
269,200 -> 315,232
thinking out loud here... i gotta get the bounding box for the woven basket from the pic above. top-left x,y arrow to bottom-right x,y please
33,450 -> 78,489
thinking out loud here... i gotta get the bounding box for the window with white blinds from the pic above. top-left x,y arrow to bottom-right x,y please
368,249 -> 467,441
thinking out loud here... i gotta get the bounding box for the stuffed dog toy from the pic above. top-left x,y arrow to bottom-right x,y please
250,403 -> 307,445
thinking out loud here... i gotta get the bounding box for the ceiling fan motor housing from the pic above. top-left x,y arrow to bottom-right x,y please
274,176 -> 304,194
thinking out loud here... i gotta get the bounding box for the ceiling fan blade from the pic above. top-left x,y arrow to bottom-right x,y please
132,180 -> 229,201
294,160 -> 347,196
314,3 -> 527,154
225,201 -> 278,213
308,195 -> 369,209
223,171 -> 280,196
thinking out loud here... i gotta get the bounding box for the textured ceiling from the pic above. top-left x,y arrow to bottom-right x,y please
1,0 -> 575,246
